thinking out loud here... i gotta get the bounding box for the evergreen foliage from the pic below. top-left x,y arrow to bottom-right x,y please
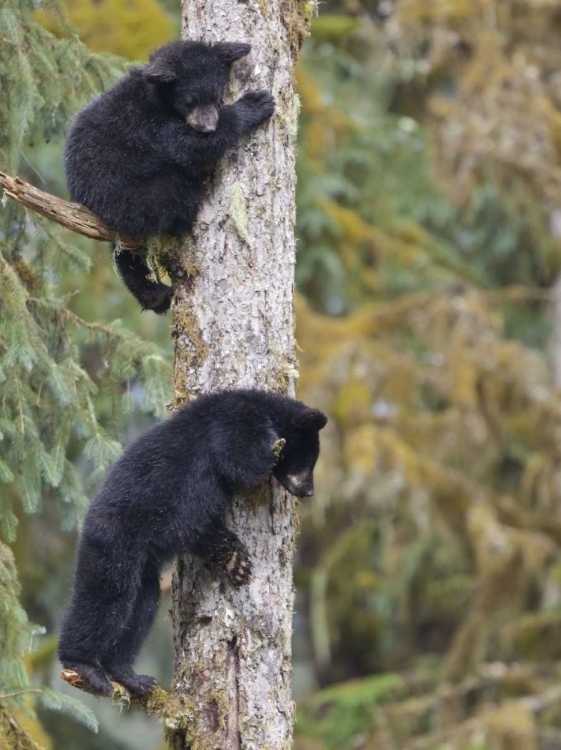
0,0 -> 120,174
0,0 -> 171,735
0,542 -> 99,734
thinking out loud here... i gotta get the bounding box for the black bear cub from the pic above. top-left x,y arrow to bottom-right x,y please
65,41 -> 275,314
58,390 -> 327,697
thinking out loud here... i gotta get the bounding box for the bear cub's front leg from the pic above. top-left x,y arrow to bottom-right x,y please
191,523 -> 253,587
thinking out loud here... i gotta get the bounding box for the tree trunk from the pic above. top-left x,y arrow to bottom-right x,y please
166,1 -> 310,747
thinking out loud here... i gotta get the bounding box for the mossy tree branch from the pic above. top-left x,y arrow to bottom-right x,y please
60,670 -> 170,717
60,669 -> 204,736
0,171 -> 142,250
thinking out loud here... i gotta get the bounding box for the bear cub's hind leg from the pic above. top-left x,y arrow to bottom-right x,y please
101,563 -> 162,696
115,249 -> 173,315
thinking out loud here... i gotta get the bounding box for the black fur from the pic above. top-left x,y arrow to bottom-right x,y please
65,41 -> 275,314
58,390 -> 327,696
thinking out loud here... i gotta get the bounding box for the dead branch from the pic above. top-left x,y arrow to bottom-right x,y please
0,171 -> 142,250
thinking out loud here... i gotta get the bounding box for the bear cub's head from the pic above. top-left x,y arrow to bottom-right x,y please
273,406 -> 328,498
143,40 -> 251,133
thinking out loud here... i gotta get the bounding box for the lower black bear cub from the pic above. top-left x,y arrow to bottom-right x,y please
65,41 -> 275,314
58,390 -> 327,697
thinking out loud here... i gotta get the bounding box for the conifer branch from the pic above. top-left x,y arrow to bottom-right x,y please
0,171 -> 142,250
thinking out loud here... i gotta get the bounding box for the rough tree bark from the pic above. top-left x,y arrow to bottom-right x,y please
165,1 -> 312,748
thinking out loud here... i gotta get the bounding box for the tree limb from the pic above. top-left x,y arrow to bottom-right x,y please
0,171 -> 142,250
60,670 -> 169,717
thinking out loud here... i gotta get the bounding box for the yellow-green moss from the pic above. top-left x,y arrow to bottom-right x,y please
282,0 -> 316,59
0,702 -> 42,750
138,686 -> 169,715
171,302 -> 208,409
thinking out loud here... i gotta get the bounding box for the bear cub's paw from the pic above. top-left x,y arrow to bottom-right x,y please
224,546 -> 253,587
63,663 -> 114,697
240,90 -> 275,125
108,666 -> 159,696
139,283 -> 173,315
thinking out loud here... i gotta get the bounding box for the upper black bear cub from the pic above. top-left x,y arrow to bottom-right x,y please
58,390 -> 327,697
65,41 -> 275,314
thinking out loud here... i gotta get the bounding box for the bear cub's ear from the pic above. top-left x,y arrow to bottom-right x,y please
143,58 -> 178,84
296,408 -> 328,431
214,42 -> 251,63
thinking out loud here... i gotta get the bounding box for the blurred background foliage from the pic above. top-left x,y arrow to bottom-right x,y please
4,0 -> 561,748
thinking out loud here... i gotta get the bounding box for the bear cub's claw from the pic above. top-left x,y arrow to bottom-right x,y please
225,547 -> 253,587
